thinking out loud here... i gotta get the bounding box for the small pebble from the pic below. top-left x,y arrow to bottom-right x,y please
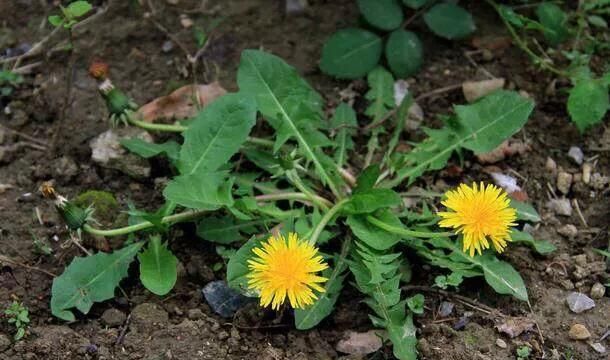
568,324 -> 591,340
572,254 -> 587,267
161,40 -> 174,53
546,198 -> 572,216
556,171 -> 573,194
438,301 -> 454,317
557,224 -> 577,238
590,173 -> 609,190
285,0 -> 308,15
495,338 -> 507,349
582,163 -> 592,184
566,292 -> 595,313
567,146 -> 584,165
545,157 -> 557,173
180,15 -> 193,28
590,283 -> 606,299
590,342 -> 606,354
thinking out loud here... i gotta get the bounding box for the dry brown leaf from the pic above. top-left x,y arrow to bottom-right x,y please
496,317 -> 535,338
137,82 -> 227,122
476,139 -> 529,164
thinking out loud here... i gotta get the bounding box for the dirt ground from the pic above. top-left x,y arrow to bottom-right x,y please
0,0 -> 609,359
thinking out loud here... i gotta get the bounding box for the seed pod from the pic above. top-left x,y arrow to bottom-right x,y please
57,202 -> 92,230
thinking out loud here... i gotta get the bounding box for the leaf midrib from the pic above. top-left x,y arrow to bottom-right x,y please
245,56 -> 340,197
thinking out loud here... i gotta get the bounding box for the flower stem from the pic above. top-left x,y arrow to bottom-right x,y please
287,170 -> 330,211
366,215 -> 453,239
125,115 -> 275,147
83,209 -> 208,237
308,198 -> 349,245
82,192 -> 328,237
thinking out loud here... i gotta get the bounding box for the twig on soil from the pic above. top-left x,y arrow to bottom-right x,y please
527,301 -> 545,345
0,255 -> 56,277
0,124 -> 48,147
572,199 -> 588,228
115,313 -> 132,347
403,285 -> 507,318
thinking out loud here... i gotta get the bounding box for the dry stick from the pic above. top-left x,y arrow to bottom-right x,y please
527,301 -> 545,345
403,285 -> 507,318
50,29 -> 77,151
0,255 -> 56,277
0,124 -> 48,147
115,313 -> 132,346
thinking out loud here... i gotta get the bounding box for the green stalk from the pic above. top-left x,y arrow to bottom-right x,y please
126,115 -> 275,148
308,198 -> 349,245
83,209 -> 208,237
255,192 -> 333,209
366,215 -> 453,239
287,170 -> 331,211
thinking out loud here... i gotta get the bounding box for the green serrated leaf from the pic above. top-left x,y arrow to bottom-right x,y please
163,171 -> 234,210
226,236 -> 263,293
347,210 -> 402,250
357,0 -> 404,31
320,28 -> 383,79
48,15 -> 63,27
511,229 -> 556,255
567,79 -> 609,132
51,242 -> 143,321
406,293 -> 424,314
386,30 -> 423,78
365,66 -> 395,121
238,50 -> 343,196
510,199 -> 541,222
138,236 -> 178,296
197,216 -> 271,244
330,103 -> 357,167
424,3 -> 476,40
121,138 -> 180,164
177,93 -> 256,174
536,3 -> 569,45
344,189 -> 401,214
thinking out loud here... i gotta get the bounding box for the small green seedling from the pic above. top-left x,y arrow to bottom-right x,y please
516,345 -> 531,360
48,1 -> 92,29
0,70 -> 23,97
4,301 -> 30,341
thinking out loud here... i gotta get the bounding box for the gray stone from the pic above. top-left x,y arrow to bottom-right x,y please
590,173 -> 609,190
202,281 -> 253,318
336,330 -> 384,355
557,224 -> 577,238
590,342 -> 606,354
101,308 -> 126,327
285,0 -> 308,15
90,128 -> 152,179
556,171 -> 573,194
567,146 -> 584,165
438,301 -> 454,317
53,156 -> 79,182
590,282 -> 606,299
546,198 -> 572,216
495,338 -> 507,349
566,292 -> 595,313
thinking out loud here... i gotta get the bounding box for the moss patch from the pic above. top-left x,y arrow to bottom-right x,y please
73,190 -> 119,223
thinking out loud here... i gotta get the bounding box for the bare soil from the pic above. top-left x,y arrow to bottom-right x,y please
0,1 -> 608,359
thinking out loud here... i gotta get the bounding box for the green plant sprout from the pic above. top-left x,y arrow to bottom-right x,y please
0,70 -> 23,97
4,301 -> 30,341
48,1 -> 92,29
516,345 -> 532,360
44,49 -> 558,360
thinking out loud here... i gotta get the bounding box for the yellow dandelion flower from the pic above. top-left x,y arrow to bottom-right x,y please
438,182 -> 517,257
247,233 -> 329,310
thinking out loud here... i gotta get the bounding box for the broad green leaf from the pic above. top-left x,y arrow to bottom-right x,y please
386,30 -> 423,78
536,3 -> 569,45
138,236 -> 178,296
402,0 -> 430,9
457,90 -> 535,153
238,50 -> 342,196
567,79 -> 609,132
588,15 -> 607,28
197,216 -> 271,244
357,0 -> 404,31
48,15 -> 63,27
330,103 -> 357,167
387,91 -> 534,187
177,93 -> 256,174
66,1 -> 92,18
226,236 -> 262,293
406,293 -> 424,314
510,199 -> 541,222
424,3 -> 476,40
320,28 -> 383,79
51,242 -> 143,321
344,189 -> 401,214
347,210 -> 402,250
163,171 -> 234,210
354,165 -> 381,194
294,240 -> 350,329
478,255 -> 528,301
511,229 -> 556,255
120,138 -> 180,163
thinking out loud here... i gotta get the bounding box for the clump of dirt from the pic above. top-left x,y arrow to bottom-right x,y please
0,0 -> 608,359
